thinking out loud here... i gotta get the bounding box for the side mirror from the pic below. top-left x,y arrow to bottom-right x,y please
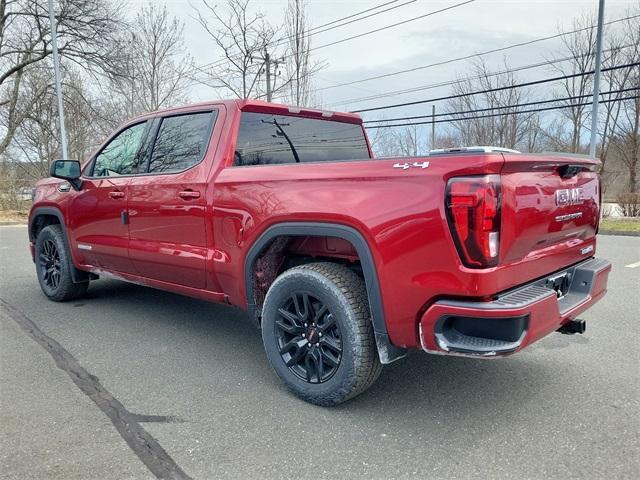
50,160 -> 82,191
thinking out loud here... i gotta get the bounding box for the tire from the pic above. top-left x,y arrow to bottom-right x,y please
35,224 -> 89,302
261,262 -> 382,406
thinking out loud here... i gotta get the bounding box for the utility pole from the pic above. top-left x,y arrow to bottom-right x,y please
261,119 -> 299,162
48,0 -> 68,159
130,33 -> 136,117
589,0 -> 605,158
431,105 -> 436,149
265,51 -> 272,102
255,48 -> 282,102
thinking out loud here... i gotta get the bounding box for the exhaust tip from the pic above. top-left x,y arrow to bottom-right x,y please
557,319 -> 586,335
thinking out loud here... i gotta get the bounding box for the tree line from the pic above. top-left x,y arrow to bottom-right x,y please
1,0 -> 638,211
371,12 -> 639,200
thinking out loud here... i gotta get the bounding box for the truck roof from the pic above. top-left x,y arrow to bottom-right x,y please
129,99 -> 363,125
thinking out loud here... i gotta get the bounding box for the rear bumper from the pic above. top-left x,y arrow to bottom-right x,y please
419,257 -> 611,357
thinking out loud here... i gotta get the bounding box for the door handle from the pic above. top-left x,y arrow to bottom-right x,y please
178,190 -> 201,199
109,190 -> 125,199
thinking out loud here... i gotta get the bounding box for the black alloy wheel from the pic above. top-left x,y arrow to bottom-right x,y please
35,224 -> 89,301
261,262 -> 382,406
274,292 -> 343,384
38,238 -> 62,290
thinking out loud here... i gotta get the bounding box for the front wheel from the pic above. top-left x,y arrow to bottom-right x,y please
261,262 -> 382,406
35,224 -> 89,302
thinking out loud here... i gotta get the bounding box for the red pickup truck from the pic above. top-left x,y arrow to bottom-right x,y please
29,99 -> 611,405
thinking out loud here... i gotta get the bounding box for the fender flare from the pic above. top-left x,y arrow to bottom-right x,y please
29,206 -> 65,242
29,207 -> 91,284
244,222 -> 407,364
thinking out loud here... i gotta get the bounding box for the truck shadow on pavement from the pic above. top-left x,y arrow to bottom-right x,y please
68,278 -> 575,425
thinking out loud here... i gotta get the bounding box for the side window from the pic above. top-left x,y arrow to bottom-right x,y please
233,112 -> 371,166
92,122 -> 147,177
147,111 -> 216,174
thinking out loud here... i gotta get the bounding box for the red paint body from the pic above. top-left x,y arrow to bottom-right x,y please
29,99 -> 610,355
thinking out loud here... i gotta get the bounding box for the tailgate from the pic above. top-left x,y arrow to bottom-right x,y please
499,153 -> 600,266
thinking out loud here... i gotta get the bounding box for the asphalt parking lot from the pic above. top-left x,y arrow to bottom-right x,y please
1,225 -> 638,480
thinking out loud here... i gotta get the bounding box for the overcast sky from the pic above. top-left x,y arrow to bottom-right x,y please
133,0 -> 634,127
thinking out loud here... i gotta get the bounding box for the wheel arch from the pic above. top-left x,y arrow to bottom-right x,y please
244,222 -> 407,364
29,206 -> 65,243
29,206 -> 92,284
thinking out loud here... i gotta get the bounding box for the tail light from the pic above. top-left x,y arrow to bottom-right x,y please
446,175 -> 501,268
596,176 -> 602,234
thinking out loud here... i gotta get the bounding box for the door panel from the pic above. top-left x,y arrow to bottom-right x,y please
68,120 -> 149,273
128,172 -> 208,288
127,110 -> 217,289
68,177 -> 133,273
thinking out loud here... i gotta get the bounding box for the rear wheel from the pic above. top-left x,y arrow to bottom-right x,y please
261,262 -> 382,406
35,225 -> 89,301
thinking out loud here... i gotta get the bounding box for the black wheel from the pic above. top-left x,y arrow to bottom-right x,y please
261,262 -> 382,406
35,224 -> 89,302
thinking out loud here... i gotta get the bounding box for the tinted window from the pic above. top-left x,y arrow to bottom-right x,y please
234,112 -> 370,166
148,111 -> 215,173
92,122 -> 147,176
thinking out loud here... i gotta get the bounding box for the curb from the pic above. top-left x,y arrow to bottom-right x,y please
0,222 -> 27,226
598,230 -> 640,237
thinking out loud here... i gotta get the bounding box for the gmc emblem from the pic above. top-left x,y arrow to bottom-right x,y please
555,188 -> 584,206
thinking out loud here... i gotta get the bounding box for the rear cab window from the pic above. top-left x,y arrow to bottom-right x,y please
233,112 -> 370,166
147,111 -> 217,173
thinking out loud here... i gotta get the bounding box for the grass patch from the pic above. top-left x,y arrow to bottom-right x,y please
600,217 -> 640,233
0,209 -> 28,224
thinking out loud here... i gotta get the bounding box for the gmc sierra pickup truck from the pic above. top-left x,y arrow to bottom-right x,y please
29,99 -> 611,406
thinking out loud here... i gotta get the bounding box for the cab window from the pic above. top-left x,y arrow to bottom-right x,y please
233,112 -> 370,166
147,111 -> 216,174
92,122 -> 148,177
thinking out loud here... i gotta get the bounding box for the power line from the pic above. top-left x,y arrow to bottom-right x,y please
186,0 -> 476,96
317,14 -> 639,94
185,0 -> 418,81
328,43 -> 635,108
363,87 -> 638,123
304,1 -> 418,38
189,0 -> 474,83
308,0 -> 476,53
306,0 -> 403,33
365,95 -> 640,129
352,61 -> 640,113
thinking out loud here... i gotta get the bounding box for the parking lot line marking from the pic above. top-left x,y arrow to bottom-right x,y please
624,260 -> 640,268
0,298 -> 193,480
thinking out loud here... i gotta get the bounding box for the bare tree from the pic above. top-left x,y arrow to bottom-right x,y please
551,14 -> 597,153
108,2 -> 192,117
3,62 -> 110,184
281,0 -> 324,106
0,0 -> 125,155
193,0 -> 276,99
611,70 -> 639,192
431,130 -> 460,150
369,123 -> 427,157
369,124 -> 399,158
7,69 -> 60,179
447,59 -> 537,149
394,125 -> 424,156
595,22 -> 638,187
600,14 -> 640,193
64,71 -> 109,161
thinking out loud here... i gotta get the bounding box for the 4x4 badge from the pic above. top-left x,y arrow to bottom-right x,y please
393,161 -> 429,170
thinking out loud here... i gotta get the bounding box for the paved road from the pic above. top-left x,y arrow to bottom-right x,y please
1,225 -> 638,479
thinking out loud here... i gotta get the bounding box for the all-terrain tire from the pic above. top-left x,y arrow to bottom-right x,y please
261,262 -> 382,406
35,224 -> 89,302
